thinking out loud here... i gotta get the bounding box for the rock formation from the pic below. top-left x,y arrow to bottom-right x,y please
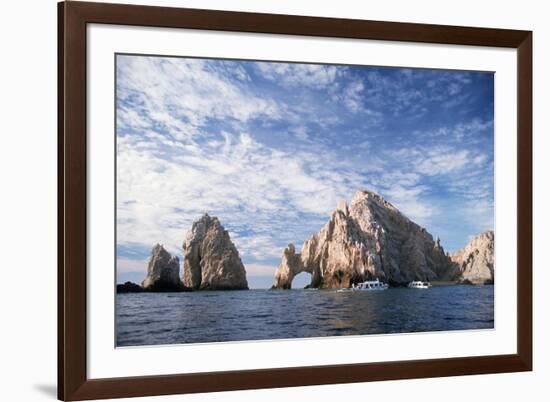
273,190 -> 461,289
116,281 -> 143,293
449,231 -> 494,284
141,244 -> 183,291
183,214 -> 248,290
274,243 -> 305,290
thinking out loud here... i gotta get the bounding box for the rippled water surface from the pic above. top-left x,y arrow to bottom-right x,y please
116,286 -> 494,346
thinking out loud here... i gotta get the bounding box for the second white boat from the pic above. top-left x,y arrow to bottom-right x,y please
407,281 -> 432,289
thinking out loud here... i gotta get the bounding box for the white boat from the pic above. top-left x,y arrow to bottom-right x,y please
407,281 -> 432,289
351,279 -> 389,291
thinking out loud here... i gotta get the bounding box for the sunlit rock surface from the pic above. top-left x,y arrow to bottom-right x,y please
450,231 -> 494,285
183,214 -> 248,290
142,244 -> 183,291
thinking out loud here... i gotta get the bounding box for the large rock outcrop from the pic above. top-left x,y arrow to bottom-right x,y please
183,214 -> 248,290
450,231 -> 494,284
273,191 -> 459,289
142,244 -> 183,291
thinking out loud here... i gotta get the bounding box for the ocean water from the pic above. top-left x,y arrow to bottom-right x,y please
116,285 -> 494,347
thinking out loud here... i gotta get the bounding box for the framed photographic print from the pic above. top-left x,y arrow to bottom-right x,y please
58,1 -> 532,400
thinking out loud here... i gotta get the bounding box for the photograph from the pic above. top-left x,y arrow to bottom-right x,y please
1,0 -> 541,400
115,54 -> 495,347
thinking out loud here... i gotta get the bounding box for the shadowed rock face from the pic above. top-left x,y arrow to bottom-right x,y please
142,244 -> 183,291
273,190 -> 460,289
117,281 -> 143,293
183,214 -> 248,290
450,231 -> 494,284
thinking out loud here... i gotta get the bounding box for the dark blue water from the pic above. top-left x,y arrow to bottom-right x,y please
116,285 -> 494,346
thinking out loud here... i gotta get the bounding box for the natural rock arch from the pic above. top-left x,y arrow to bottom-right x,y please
273,244 -> 313,289
292,271 -> 313,289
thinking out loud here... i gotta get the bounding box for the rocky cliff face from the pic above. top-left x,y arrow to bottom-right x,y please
450,231 -> 494,284
142,244 -> 183,291
183,214 -> 248,290
273,190 -> 459,289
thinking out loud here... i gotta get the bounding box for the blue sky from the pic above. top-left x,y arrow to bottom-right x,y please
115,54 -> 494,289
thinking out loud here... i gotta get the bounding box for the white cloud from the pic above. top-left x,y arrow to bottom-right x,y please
116,257 -> 149,273
416,149 -> 470,176
117,56 -> 281,140
453,119 -> 493,140
379,120 -> 493,227
116,127 -> 372,265
381,184 -> 434,224
244,263 -> 279,276
342,80 -> 364,112
291,125 -> 309,141
390,134 -> 489,178
465,197 -> 494,227
256,62 -> 340,89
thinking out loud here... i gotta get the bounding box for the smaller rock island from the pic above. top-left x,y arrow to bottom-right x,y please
142,243 -> 184,291
117,214 -> 249,292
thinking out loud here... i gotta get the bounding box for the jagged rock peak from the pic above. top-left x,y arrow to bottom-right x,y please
336,200 -> 349,216
350,190 -> 399,212
450,230 -> 494,284
142,243 -> 183,291
183,214 -> 248,290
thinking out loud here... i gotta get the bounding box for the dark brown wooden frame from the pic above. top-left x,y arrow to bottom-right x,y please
58,1 -> 532,400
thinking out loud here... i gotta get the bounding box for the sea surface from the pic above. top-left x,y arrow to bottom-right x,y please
116,285 -> 494,347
